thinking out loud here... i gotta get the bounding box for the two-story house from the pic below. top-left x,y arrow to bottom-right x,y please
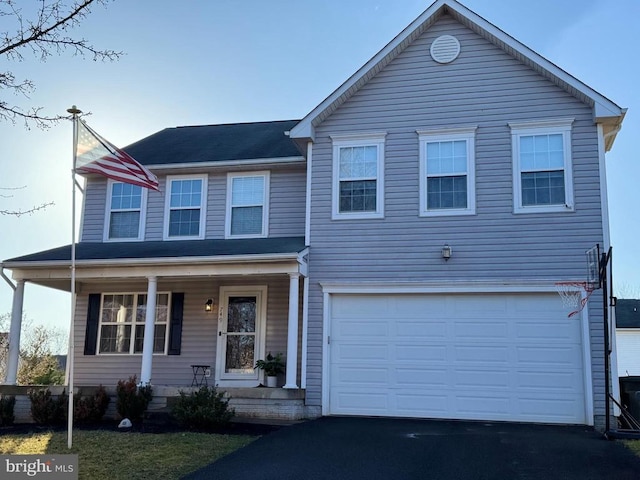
1,0 -> 626,428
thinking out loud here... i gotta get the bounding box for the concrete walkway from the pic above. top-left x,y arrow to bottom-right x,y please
183,417 -> 640,480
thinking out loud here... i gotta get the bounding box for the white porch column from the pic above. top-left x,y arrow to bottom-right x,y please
5,280 -> 25,385
139,276 -> 157,385
283,273 -> 300,389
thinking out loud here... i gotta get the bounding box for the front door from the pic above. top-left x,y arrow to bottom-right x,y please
215,286 -> 266,387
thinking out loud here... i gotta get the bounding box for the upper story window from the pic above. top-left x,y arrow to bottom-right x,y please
331,133 -> 386,219
418,127 -> 476,216
510,118 -> 574,214
164,175 -> 207,239
226,172 -> 269,238
105,181 -> 146,241
98,292 -> 170,355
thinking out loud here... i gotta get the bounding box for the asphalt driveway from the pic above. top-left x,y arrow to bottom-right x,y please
183,417 -> 640,480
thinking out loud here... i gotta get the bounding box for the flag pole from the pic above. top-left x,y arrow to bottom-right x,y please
67,105 -> 81,449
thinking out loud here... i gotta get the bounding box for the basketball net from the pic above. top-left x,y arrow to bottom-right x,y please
555,281 -> 595,318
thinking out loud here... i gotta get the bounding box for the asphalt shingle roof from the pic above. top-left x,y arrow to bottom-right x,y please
616,299 -> 640,328
4,237 -> 306,264
124,120 -> 302,166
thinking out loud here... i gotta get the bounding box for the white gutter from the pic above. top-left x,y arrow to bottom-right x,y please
143,156 -> 305,170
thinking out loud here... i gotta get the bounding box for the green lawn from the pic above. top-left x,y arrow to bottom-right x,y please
625,440 -> 640,457
0,429 -> 255,479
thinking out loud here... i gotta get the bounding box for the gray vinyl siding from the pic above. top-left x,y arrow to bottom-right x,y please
304,14 -> 606,415
80,178 -> 108,242
80,166 -> 306,241
73,275 -> 303,386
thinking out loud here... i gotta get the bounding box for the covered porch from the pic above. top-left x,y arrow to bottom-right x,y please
1,237 -> 311,419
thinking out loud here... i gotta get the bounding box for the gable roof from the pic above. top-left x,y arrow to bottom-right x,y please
124,120 -> 302,168
289,0 -> 625,151
616,299 -> 640,329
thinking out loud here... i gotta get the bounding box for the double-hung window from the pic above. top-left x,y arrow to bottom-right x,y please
98,293 -> 170,354
226,172 -> 269,238
105,181 -> 146,240
510,118 -> 574,213
331,133 -> 385,219
418,127 -> 476,216
164,175 -> 207,239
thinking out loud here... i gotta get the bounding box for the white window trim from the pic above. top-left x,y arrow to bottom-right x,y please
331,132 -> 386,220
103,179 -> 147,242
163,174 -> 208,240
510,118 -> 574,214
225,171 -> 270,239
97,292 -> 171,356
417,126 -> 477,217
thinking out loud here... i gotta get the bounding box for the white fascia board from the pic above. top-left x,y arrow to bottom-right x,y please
144,156 -> 305,170
320,279 -> 572,294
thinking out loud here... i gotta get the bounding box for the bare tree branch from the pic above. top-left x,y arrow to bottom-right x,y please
0,0 -> 122,128
0,186 -> 54,216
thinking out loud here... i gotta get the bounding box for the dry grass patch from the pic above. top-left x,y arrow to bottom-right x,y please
0,429 -> 255,479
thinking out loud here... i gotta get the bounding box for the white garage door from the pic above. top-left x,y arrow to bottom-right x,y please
328,293 -> 587,424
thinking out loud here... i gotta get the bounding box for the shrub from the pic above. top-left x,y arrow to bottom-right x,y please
116,376 -> 152,422
171,386 -> 235,431
0,395 -> 16,426
74,385 -> 110,424
28,388 -> 67,426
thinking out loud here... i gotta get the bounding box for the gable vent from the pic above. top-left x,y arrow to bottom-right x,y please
430,35 -> 461,64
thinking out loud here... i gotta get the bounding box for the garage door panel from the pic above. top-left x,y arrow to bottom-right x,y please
454,369 -> 510,388
338,320 -> 388,338
515,320 -> 581,342
396,321 -> 447,338
329,293 -> 586,424
515,345 -> 583,366
336,343 -> 389,360
396,344 -> 447,362
454,321 -> 508,339
516,370 -> 583,391
452,296 -> 509,316
396,368 -> 448,387
518,395 -> 584,420
396,393 -> 449,415
454,345 -> 510,363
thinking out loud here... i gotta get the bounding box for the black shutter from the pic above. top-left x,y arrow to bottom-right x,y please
168,293 -> 184,355
83,294 -> 101,355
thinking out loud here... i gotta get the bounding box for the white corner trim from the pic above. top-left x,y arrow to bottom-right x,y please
305,141 -> 312,246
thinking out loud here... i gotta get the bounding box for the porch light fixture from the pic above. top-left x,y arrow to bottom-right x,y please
205,299 -> 214,312
442,244 -> 452,261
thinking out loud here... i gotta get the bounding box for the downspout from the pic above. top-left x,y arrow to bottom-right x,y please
1,265 -> 16,292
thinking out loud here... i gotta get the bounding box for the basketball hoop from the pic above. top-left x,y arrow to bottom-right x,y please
555,281 -> 595,318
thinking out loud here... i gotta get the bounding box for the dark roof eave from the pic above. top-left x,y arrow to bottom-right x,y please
2,251 -> 305,270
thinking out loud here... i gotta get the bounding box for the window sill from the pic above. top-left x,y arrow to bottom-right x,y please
513,204 -> 575,214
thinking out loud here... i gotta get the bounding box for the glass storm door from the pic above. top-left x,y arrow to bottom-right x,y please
216,287 -> 265,385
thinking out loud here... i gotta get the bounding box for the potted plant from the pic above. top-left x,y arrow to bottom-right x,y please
255,352 -> 285,387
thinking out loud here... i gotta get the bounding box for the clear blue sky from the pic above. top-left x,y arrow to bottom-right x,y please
0,0 -> 637,338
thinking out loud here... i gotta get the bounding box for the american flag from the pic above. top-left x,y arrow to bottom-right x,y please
74,120 -> 159,191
